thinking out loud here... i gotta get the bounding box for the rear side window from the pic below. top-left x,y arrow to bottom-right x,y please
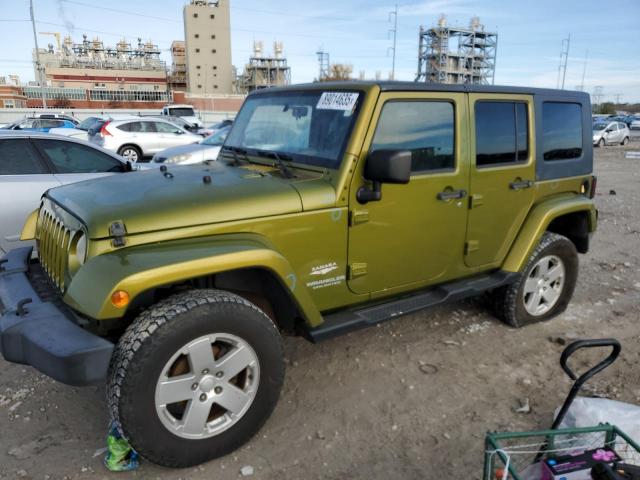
0,139 -> 48,175
542,102 -> 583,161
475,101 -> 529,167
371,100 -> 455,172
33,139 -> 124,173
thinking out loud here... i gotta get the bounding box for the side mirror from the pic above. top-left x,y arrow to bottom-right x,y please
357,150 -> 411,204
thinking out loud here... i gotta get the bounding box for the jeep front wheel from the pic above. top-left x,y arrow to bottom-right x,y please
107,289 -> 285,468
492,232 -> 578,328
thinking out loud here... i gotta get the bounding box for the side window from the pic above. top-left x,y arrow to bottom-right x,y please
139,121 -> 157,133
155,122 -> 182,134
0,139 -> 48,175
40,119 -> 63,129
33,139 -> 124,173
542,102 -> 583,161
117,122 -> 134,132
371,100 -> 455,172
475,101 -> 529,167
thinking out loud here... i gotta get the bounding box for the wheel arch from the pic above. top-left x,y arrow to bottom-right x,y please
117,143 -> 142,156
63,234 -> 322,329
502,194 -> 597,273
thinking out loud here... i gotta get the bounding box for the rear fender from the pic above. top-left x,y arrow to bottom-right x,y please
502,194 -> 597,273
63,233 -> 322,327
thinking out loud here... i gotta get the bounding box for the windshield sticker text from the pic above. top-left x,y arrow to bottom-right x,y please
316,92 -> 359,111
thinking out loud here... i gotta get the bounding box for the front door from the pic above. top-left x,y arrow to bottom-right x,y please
465,94 -> 536,268
347,92 -> 470,295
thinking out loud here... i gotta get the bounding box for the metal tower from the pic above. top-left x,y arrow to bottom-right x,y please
416,16 -> 498,85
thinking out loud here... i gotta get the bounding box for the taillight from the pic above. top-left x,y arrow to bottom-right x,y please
100,121 -> 112,137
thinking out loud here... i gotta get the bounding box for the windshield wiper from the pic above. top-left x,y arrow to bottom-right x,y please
255,150 -> 296,179
219,145 -> 250,166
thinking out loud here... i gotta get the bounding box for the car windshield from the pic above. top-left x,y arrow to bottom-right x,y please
76,117 -> 101,131
593,123 -> 607,131
169,108 -> 195,117
201,126 -> 230,146
225,90 -> 363,169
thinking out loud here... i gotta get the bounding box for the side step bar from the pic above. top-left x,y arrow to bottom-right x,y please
307,271 -> 517,342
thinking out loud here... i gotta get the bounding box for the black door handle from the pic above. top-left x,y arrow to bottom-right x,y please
509,179 -> 534,190
437,189 -> 467,201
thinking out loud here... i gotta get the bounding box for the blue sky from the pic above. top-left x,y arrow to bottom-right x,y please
1,0 -> 639,101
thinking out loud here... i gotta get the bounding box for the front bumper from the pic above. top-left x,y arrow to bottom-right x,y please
0,247 -> 114,386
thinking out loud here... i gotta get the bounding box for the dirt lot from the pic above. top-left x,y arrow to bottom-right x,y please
1,139 -> 640,480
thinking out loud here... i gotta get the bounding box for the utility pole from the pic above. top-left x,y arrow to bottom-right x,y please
29,0 -> 47,108
388,3 -> 398,80
578,49 -> 588,92
316,48 -> 329,81
592,86 -> 604,106
556,34 -> 570,89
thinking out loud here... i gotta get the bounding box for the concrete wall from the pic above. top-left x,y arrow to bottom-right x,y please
0,108 -> 236,125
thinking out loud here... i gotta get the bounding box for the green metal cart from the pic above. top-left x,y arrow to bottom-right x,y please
482,339 -> 640,480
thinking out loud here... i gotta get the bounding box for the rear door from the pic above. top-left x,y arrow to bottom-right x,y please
465,94 -> 535,268
0,138 -> 60,254
347,91 -> 470,295
32,138 -> 125,185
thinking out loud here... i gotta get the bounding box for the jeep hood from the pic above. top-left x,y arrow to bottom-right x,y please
46,162 -> 331,238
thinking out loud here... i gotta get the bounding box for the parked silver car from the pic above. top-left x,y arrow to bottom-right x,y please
592,121 -> 630,147
0,131 -> 134,254
150,125 -> 230,166
88,117 -> 201,162
49,115 -> 137,141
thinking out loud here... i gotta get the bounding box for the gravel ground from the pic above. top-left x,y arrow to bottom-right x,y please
1,139 -> 640,480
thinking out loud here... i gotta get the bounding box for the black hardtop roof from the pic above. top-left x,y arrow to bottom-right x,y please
250,80 -> 589,100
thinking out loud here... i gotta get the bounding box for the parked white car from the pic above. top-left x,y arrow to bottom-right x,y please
630,118 -> 640,130
161,104 -> 203,128
89,117 -> 201,162
0,131 -> 137,254
150,125 -> 230,166
50,115 -> 137,141
592,121 -> 630,147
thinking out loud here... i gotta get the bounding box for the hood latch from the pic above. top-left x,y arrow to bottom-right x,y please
109,221 -> 127,248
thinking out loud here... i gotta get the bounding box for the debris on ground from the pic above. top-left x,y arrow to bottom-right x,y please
514,398 -> 531,414
240,465 -> 255,476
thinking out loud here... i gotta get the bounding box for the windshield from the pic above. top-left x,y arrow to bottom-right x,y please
77,117 -> 101,131
201,126 -> 230,146
225,90 -> 363,169
169,107 -> 195,117
593,123 -> 607,131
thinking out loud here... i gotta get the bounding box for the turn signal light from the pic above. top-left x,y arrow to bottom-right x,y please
111,290 -> 130,308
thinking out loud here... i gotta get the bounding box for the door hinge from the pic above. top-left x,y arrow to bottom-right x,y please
469,193 -> 484,209
348,262 -> 368,279
349,209 -> 369,226
465,240 -> 479,255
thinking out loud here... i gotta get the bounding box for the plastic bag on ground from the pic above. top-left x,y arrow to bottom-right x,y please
104,422 -> 140,472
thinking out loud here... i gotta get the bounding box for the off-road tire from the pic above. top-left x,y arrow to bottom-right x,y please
117,145 -> 141,163
107,289 -> 285,468
491,232 -> 578,328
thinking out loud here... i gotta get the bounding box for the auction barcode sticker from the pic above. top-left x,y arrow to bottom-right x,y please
316,92 -> 359,111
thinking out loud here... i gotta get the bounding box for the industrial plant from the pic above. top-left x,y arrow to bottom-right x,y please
416,15 -> 498,85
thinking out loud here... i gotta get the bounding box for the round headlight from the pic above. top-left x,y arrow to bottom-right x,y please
76,232 -> 87,266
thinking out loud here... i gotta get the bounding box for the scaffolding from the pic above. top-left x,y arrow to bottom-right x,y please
237,41 -> 291,93
416,16 -> 497,85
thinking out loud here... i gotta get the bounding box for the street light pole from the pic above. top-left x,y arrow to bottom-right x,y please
29,0 -> 47,108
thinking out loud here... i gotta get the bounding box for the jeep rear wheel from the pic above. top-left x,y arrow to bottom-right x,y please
107,289 -> 285,468
492,232 -> 578,328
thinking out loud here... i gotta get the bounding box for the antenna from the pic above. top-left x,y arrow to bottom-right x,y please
557,34 -> 570,89
388,3 -> 398,80
578,49 -> 588,92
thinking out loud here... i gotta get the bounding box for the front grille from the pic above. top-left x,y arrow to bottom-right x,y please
37,208 -> 72,291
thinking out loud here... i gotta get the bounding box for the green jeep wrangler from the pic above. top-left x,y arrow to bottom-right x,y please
0,82 -> 596,467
